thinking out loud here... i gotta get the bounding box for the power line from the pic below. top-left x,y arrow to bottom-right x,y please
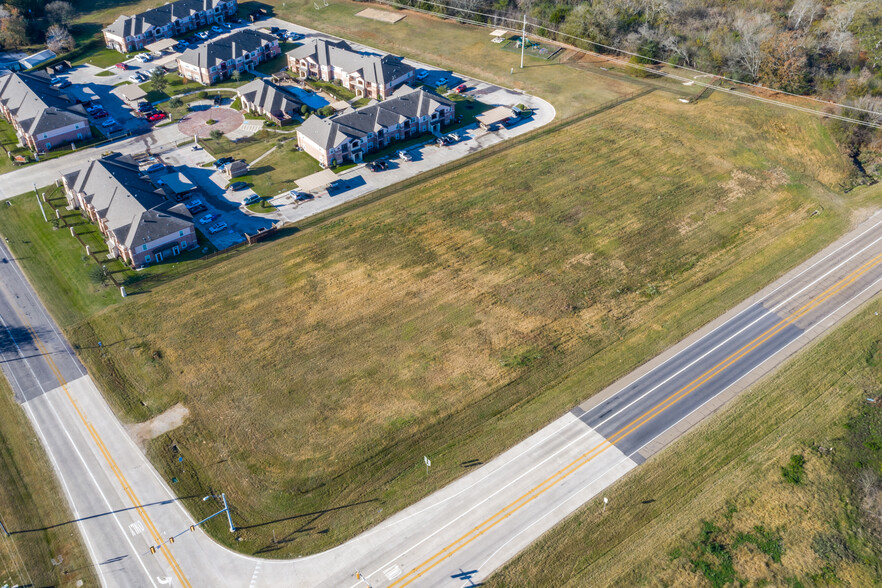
377,0 -> 882,123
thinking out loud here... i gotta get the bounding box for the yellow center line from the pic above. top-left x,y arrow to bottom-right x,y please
13,311 -> 192,588
388,248 -> 882,587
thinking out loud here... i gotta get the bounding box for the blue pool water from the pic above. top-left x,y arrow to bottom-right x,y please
287,86 -> 330,110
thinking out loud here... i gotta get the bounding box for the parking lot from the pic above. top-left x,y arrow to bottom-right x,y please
159,144 -> 274,249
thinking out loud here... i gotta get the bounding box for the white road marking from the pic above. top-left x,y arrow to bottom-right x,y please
130,521 -> 146,536
248,561 -> 262,588
384,565 -> 402,580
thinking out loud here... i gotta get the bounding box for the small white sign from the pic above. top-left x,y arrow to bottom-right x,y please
423,456 -> 431,467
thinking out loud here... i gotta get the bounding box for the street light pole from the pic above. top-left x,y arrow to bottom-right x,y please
34,184 -> 47,222
221,493 -> 235,533
520,14 -> 526,69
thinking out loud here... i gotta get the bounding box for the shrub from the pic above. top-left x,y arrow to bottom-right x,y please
209,129 -> 223,140
781,454 -> 806,485
198,91 -> 208,99
168,97 -> 183,108
206,118 -> 216,125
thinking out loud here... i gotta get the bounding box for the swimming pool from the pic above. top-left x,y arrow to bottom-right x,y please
286,86 -> 329,110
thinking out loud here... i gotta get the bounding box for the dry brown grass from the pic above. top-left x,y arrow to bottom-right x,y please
56,90 -> 869,556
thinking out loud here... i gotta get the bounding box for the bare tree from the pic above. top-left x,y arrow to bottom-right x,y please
640,0 -> 674,26
822,1 -> 864,56
45,1 -> 76,26
46,24 -> 75,53
858,468 -> 879,497
787,0 -> 822,32
732,11 -> 773,79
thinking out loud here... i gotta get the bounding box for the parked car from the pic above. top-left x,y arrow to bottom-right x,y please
85,103 -> 102,113
196,31 -> 210,40
221,21 -> 232,30
101,118 -> 117,128
229,181 -> 248,191
144,162 -> 165,173
198,213 -> 219,224
416,70 -> 428,80
128,74 -> 143,83
295,192 -> 314,202
184,198 -> 203,209
453,83 -> 467,93
213,157 -> 234,168
208,222 -> 228,234
136,101 -> 153,112
289,189 -> 308,198
243,194 -> 260,205
448,131 -> 461,141
115,63 -> 129,70
211,25 -> 224,34
270,26 -> 280,33
435,77 -> 448,88
436,136 -> 451,146
91,110 -> 108,119
287,32 -> 303,40
147,112 -> 167,122
189,204 -> 207,214
398,150 -> 412,161
367,161 -> 380,172
105,124 -> 123,133
135,53 -> 151,62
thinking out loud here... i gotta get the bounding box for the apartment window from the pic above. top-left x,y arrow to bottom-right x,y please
43,133 -> 48,139
179,230 -> 184,236
45,142 -> 51,149
145,254 -> 151,262
142,244 -> 148,251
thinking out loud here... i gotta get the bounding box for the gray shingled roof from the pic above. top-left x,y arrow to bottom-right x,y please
287,39 -> 413,88
0,72 -> 88,137
64,154 -> 193,249
106,0 -> 228,38
237,78 -> 302,117
298,86 -> 453,150
178,29 -> 277,70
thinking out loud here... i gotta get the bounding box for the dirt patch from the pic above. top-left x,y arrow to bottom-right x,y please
128,403 -> 190,449
178,107 -> 244,138
356,8 -> 406,23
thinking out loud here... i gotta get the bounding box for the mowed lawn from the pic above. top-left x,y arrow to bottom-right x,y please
0,378 -> 98,588
61,90 -> 863,556
488,296 -> 882,587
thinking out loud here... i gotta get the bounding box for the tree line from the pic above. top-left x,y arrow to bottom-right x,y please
392,0 -> 881,177
0,1 -> 77,54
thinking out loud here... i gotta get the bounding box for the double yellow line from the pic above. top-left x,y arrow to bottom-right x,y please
388,249 -> 882,587
11,309 -> 192,588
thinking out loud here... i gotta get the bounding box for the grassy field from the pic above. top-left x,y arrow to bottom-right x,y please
488,296 -> 882,587
0,378 -> 98,588
26,89 -> 870,558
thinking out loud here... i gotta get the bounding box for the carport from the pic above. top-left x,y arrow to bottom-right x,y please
477,106 -> 513,130
156,172 -> 197,199
145,39 -> 177,53
111,84 -> 147,104
296,169 -> 339,192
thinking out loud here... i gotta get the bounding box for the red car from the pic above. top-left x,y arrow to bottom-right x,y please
115,63 -> 129,70
453,83 -> 467,93
147,112 -> 167,122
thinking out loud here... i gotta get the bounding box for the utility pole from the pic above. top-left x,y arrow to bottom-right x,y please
520,14 -> 526,69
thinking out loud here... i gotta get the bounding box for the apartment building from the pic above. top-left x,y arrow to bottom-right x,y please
103,0 -> 238,53
286,39 -> 414,100
62,154 -> 195,267
297,85 -> 453,167
177,29 -> 279,85
0,72 -> 91,153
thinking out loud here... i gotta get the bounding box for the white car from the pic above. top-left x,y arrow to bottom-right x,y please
128,73 -> 142,83
197,31 -> 210,40
211,25 -> 224,33
135,53 -> 151,62
208,222 -> 228,234
416,70 -> 428,80
101,118 -> 117,128
398,150 -> 412,161
198,213 -> 218,224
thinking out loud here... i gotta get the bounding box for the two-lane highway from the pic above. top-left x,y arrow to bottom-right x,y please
1,210 -> 882,587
